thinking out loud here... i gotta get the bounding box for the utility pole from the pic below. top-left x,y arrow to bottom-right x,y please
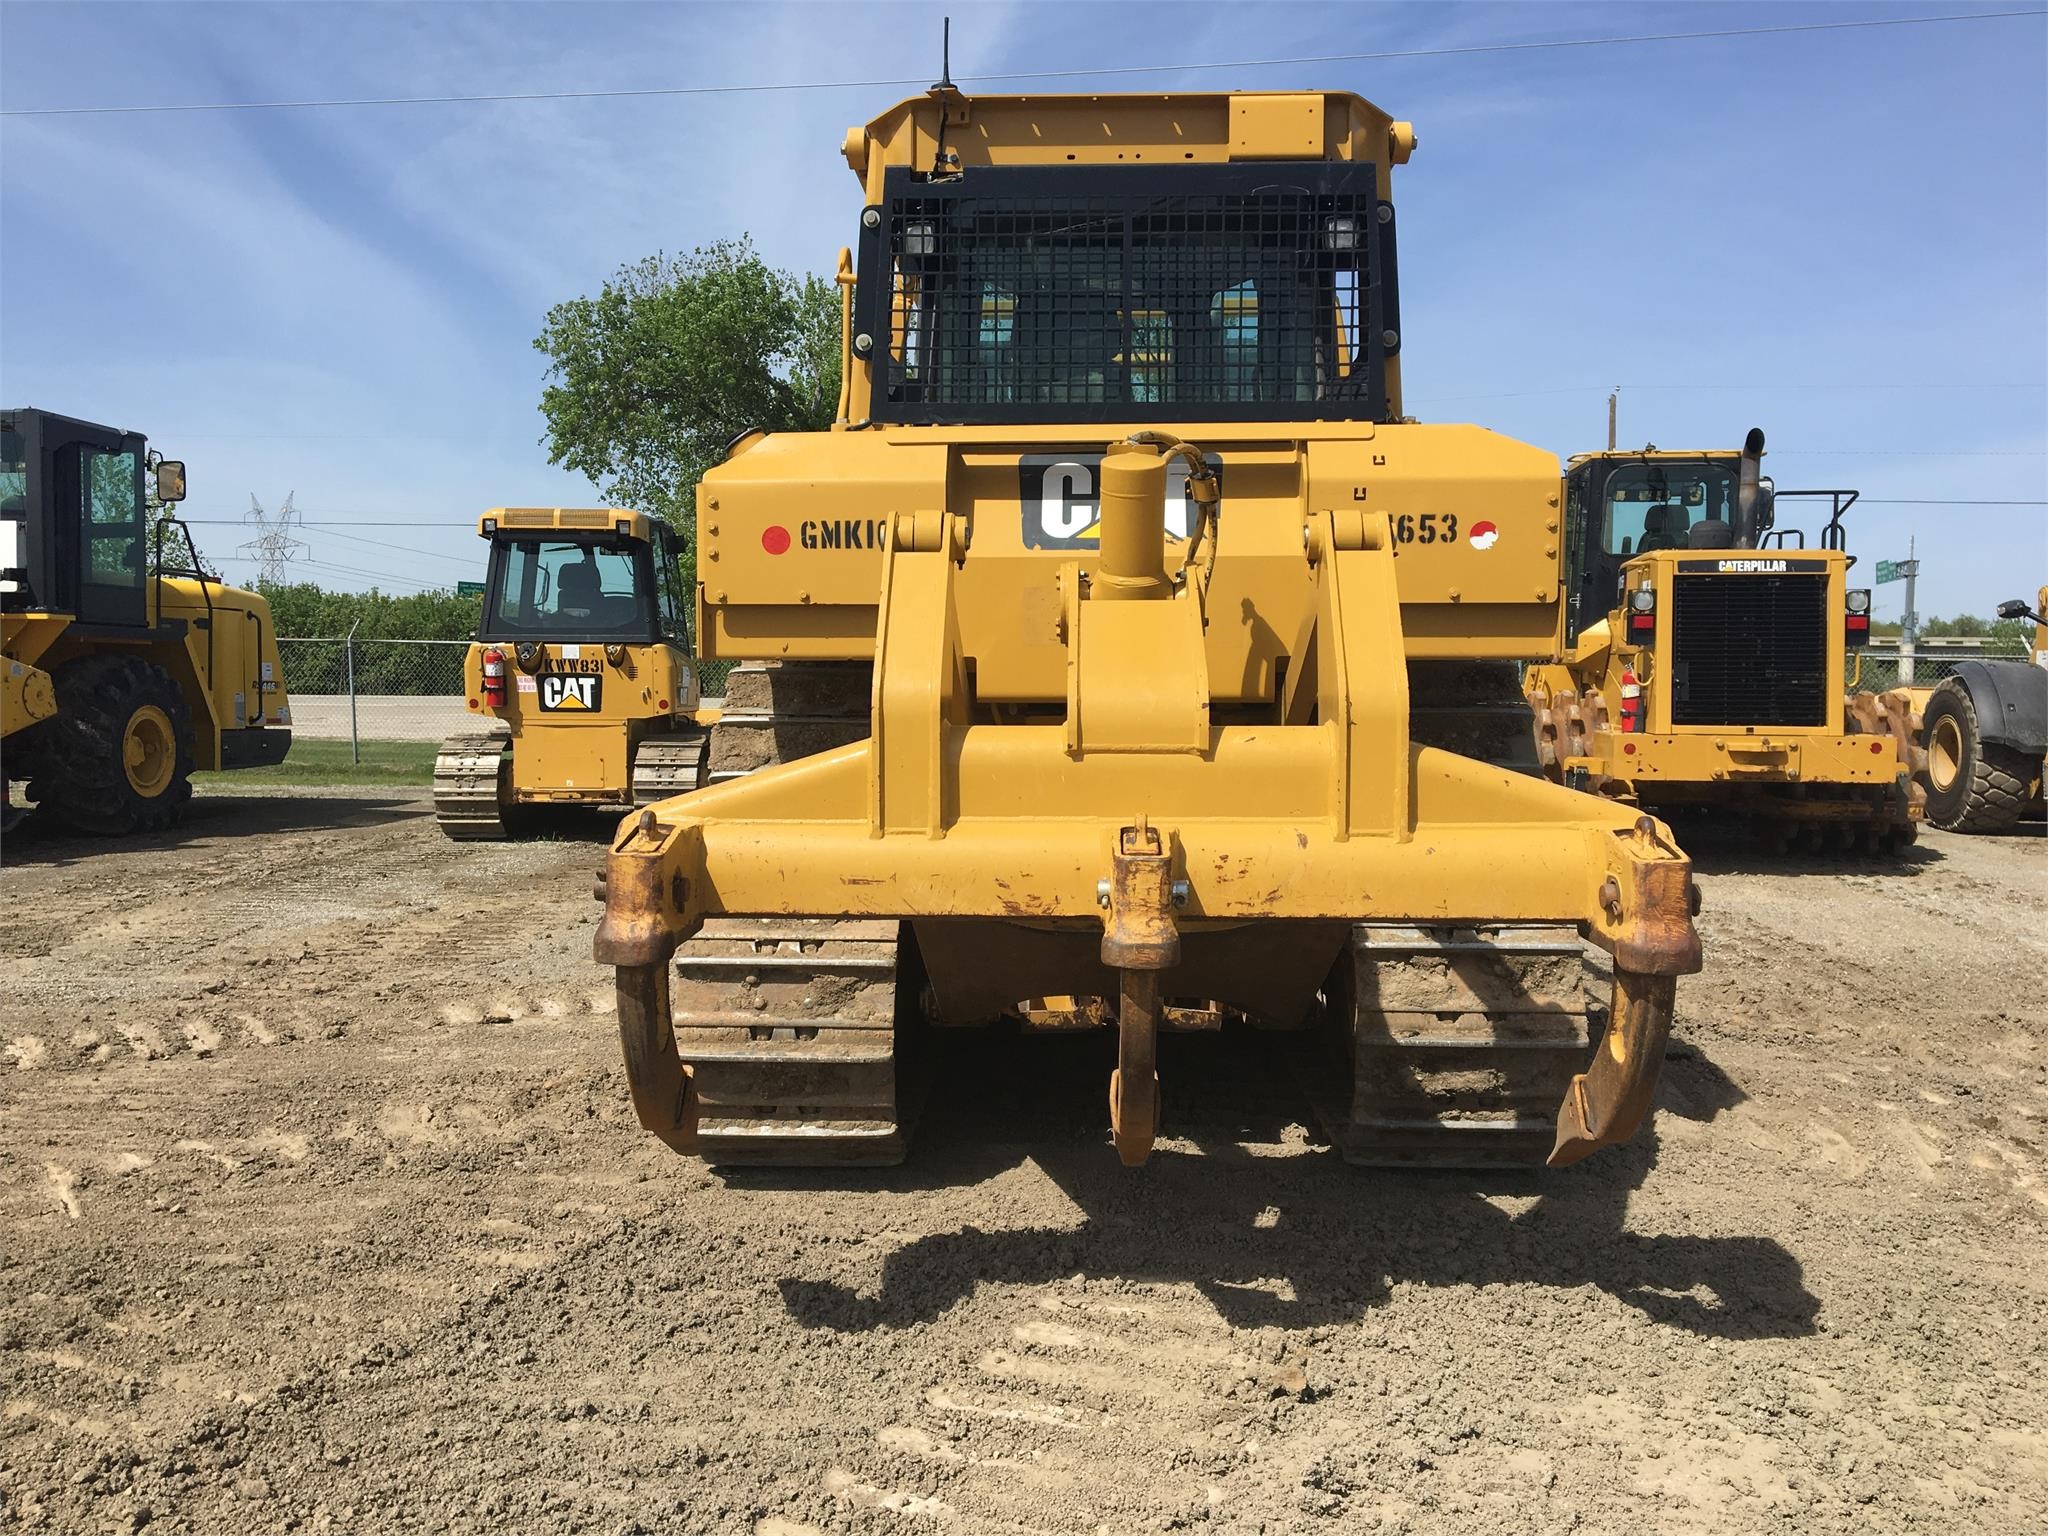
1898,535 -> 1921,685
1607,388 -> 1618,451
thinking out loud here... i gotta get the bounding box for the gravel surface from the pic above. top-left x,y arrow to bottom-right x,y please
2,791 -> 2043,1535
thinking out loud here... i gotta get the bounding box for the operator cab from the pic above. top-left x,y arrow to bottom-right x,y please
476,511 -> 691,649
0,408 -> 186,629
855,160 -> 1400,425
1562,453 -> 1759,645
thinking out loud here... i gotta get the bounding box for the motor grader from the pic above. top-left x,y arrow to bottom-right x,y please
594,87 -> 1703,1172
433,508 -> 706,837
2,407 -> 292,835
1525,433 -> 1917,854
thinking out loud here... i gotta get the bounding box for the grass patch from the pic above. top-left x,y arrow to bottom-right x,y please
195,737 -> 438,787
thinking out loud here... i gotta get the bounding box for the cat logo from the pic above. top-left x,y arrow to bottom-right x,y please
539,674 -> 602,711
1017,453 -> 1223,550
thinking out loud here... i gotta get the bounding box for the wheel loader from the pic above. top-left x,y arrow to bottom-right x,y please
433,508 -> 706,837
2,407 -> 292,836
1859,585 -> 2046,833
1525,433 -> 1918,854
593,88 -> 1703,1172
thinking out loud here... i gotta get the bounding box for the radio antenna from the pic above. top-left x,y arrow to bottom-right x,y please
932,16 -> 955,93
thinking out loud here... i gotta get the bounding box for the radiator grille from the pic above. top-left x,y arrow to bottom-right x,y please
1671,574 -> 1829,726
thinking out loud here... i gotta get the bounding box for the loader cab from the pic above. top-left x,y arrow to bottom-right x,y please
477,513 -> 691,649
1562,453 -> 1743,645
0,408 -> 181,631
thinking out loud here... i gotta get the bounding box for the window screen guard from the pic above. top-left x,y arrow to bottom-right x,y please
856,163 -> 1397,426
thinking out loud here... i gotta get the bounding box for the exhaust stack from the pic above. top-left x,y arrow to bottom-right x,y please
1735,428 -> 1766,549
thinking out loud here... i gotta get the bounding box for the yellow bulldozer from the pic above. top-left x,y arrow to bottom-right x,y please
1525,433 -> 1917,854
433,508 -> 707,838
592,87 -> 1703,1172
2,408 -> 292,835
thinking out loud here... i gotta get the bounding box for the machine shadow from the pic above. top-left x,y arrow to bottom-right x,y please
1669,814 -> 1947,878
768,1027 -> 1816,1343
0,791 -> 427,865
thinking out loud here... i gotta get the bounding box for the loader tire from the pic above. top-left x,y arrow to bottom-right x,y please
1407,660 -> 1540,775
30,655 -> 195,836
1920,681 -> 2031,833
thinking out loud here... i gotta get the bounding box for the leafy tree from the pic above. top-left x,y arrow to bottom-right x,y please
1869,611 -> 2033,655
257,581 -> 480,642
534,240 -> 841,577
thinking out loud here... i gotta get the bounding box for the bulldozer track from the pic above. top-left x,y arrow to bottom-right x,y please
631,726 -> 710,805
671,918 -> 916,1166
662,665 -> 910,1166
1302,924 -> 1600,1168
432,729 -> 510,840
708,661 -> 872,784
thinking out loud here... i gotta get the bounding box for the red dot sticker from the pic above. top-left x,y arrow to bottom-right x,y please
1468,520 -> 1499,550
761,525 -> 791,555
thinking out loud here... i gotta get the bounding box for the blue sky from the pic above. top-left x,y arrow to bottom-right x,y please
3,0 -> 2043,621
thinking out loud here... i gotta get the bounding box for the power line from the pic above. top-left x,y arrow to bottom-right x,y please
5,10 -> 2041,117
1766,450 -> 2046,457
1860,498 -> 2045,505
1423,383 -> 2047,404
1614,381 -> 2048,391
184,517 -> 479,528
310,525 -> 482,569
288,558 -> 447,591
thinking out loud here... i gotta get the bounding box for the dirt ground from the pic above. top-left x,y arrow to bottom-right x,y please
2,790 -> 2043,1536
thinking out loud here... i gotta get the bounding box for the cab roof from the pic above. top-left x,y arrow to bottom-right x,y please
843,89 -> 1416,183
478,508 -> 660,542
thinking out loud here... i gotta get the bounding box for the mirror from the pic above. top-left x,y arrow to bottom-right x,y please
154,460 -> 187,503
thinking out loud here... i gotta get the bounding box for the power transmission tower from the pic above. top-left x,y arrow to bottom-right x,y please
239,492 -> 307,585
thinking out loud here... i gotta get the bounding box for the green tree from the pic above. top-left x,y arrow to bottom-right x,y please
258,581 -> 480,643
1872,611 -> 2034,655
533,240 -> 841,576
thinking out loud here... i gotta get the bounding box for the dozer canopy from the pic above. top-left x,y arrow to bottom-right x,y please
837,91 -> 1417,430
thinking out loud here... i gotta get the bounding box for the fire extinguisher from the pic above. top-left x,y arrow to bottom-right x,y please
1617,665 -> 1642,734
481,646 -> 508,709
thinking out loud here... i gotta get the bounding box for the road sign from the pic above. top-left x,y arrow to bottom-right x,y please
457,580 -> 486,598
1876,560 -> 1905,584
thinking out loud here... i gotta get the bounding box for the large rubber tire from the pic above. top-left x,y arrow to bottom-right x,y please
28,655 -> 196,836
1920,680 -> 2032,833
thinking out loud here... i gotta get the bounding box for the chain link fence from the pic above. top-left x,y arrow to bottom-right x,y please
279,637 -> 471,745
278,636 -> 734,753
1852,640 -> 2030,693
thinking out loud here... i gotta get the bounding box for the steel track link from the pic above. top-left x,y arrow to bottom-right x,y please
1300,923 -> 1602,1168
669,665 -> 911,1165
671,918 -> 915,1166
432,729 -> 510,840
631,726 -> 710,805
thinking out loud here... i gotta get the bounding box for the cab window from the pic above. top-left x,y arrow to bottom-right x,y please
1601,463 -> 1738,555
0,428 -> 26,516
484,538 -> 654,639
85,448 -> 143,588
